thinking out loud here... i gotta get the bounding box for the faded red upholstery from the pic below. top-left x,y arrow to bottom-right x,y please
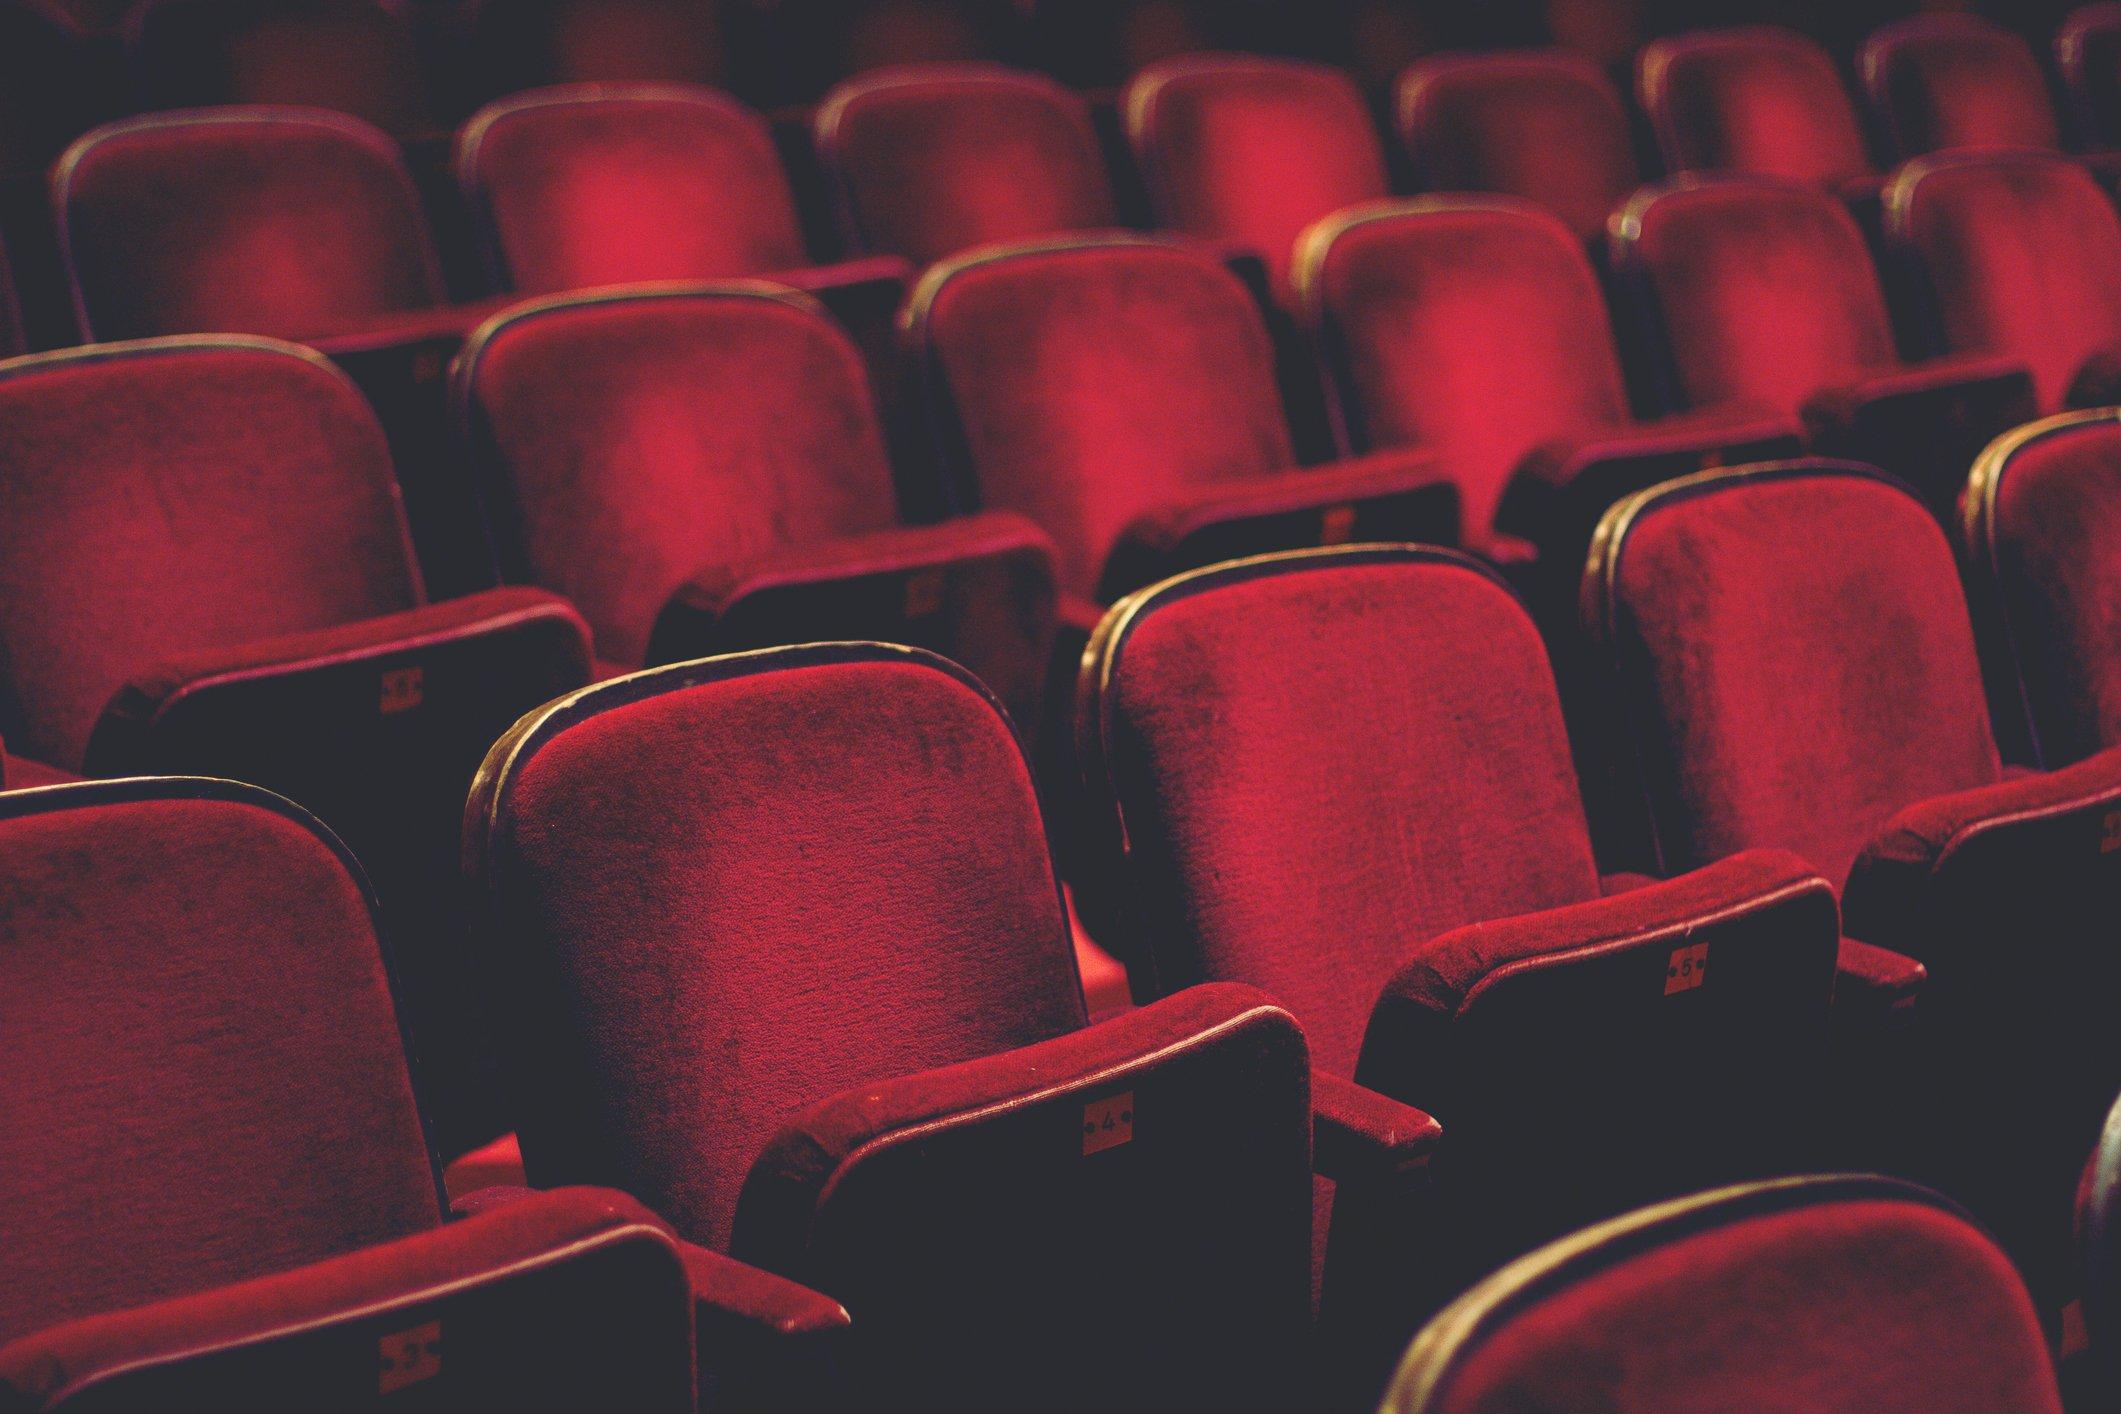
1384,1176 -> 2062,1414
1125,54 -> 1388,304
53,107 -> 449,343
1862,13 -> 2063,161
1889,149 -> 2121,414
2060,3 -> 2121,148
466,645 -> 1324,1407
1394,50 -> 1639,244
130,0 -> 434,138
815,63 -> 1116,267
907,235 -> 1455,601
1297,198 -> 1796,553
1962,410 -> 2121,767
1639,26 -> 1877,188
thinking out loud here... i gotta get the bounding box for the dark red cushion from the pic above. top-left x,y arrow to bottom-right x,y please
1862,13 -> 2062,160
1638,26 -> 1875,187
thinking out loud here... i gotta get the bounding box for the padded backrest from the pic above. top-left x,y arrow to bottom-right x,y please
1590,463 -> 2002,886
456,284 -> 899,668
1298,198 -> 1633,539
1126,54 -> 1389,301
1965,411 -> 2121,767
0,0 -> 97,178
1618,176 -> 1899,419
1890,150 -> 2121,412
54,108 -> 445,342
1082,547 -> 1602,1075
0,780 -> 438,1348
1394,50 -> 1639,245
1385,1176 -> 2062,1414
1862,14 -> 2062,158
131,0 -> 433,138
1638,26 -> 1874,187
815,63 -> 1116,267
467,646 -> 1088,1252
909,236 -> 1294,598
469,0 -> 728,93
460,85 -> 810,297
2060,3 -> 2121,147
0,339 -> 419,770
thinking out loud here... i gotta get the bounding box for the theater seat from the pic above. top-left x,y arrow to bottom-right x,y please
465,644 -> 1421,1409
2060,4 -> 2121,149
1297,197 -> 1800,571
1077,545 -> 1847,1316
1125,54 -> 1389,307
454,282 -> 1057,729
1382,1175 -> 2062,1413
1585,460 -> 2121,1301
1612,175 -> 2033,513
1861,14 -> 2063,161
0,778 -> 843,1411
1393,49 -> 1640,245
0,337 -> 594,1157
1961,409 -> 2121,768
1638,26 -> 1879,194
814,63 -> 1117,268
1888,149 -> 2121,414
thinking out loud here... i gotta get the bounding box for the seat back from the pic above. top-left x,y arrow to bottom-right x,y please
0,779 -> 439,1348
1297,197 -> 1634,541
459,84 -> 810,297
907,235 -> 1294,598
1963,410 -> 2121,767
2060,3 -> 2121,147
1639,26 -> 1874,187
1126,54 -> 1388,301
1384,1176 -> 2062,1414
1862,14 -> 2063,159
1616,176 -> 1898,419
1586,461 -> 2002,885
815,63 -> 1115,267
54,108 -> 445,342
455,284 -> 901,668
1394,49 -> 1638,244
131,0 -> 433,138
1889,149 -> 2121,412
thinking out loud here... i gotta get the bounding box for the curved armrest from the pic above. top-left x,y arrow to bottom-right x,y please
770,255 -> 915,304
1311,1071 -> 1441,1183
1834,936 -> 1927,1016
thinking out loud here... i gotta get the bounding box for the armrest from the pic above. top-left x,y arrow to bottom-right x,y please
85,587 -> 592,775
1801,353 -> 2031,430
308,294 -> 520,361
1311,1071 -> 1441,1183
0,1187 -> 695,1410
1096,448 -> 1460,601
1834,936 -> 1927,1015
769,254 -> 915,304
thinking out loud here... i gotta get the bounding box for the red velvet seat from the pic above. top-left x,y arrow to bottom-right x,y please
1861,14 -> 2064,162
1887,149 -> 2121,414
1612,175 -> 2033,513
0,337 -> 594,1157
1638,26 -> 1879,193
1077,545 -> 1844,1307
1393,49 -> 1639,246
465,644 -> 1428,1409
454,282 -> 1058,728
129,0 -> 435,139
905,234 -> 1457,614
1960,409 -> 2121,769
1124,54 -> 1389,307
814,62 -> 1116,268
0,778 -> 843,1411
1586,459 -> 2121,1300
1382,1175 -> 2062,1413
2060,4 -> 2121,149
1295,197 -> 1799,569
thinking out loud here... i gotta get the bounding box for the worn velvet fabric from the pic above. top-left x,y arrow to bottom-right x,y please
1638,26 -> 1876,187
1387,1178 -> 2062,1413
0,786 -> 439,1349
468,652 -> 1088,1256
458,85 -> 814,295
1125,55 -> 1388,304
815,63 -> 1116,267
0,340 -> 419,770
1862,14 -> 2063,160
1394,50 -> 1639,245
54,108 -> 447,342
2060,3 -> 2121,148
1890,150 -> 2121,413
